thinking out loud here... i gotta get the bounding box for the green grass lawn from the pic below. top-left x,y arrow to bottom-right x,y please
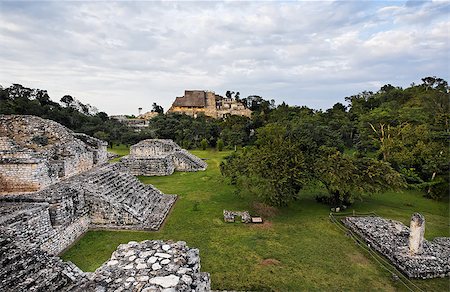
62,149 -> 449,291
107,144 -> 130,162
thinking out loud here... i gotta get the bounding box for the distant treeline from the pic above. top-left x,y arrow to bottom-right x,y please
1,77 -> 449,201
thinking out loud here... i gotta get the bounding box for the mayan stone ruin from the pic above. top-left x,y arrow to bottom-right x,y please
0,115 -> 107,192
121,139 -> 207,176
92,240 -> 210,291
0,115 -> 210,291
167,90 -> 252,118
342,214 -> 450,279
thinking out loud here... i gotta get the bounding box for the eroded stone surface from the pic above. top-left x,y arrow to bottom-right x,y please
342,215 -> 450,279
120,139 -> 207,176
223,210 -> 251,223
92,240 -> 211,291
409,213 -> 425,255
0,115 -> 107,193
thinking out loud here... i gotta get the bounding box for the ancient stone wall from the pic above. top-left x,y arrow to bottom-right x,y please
0,202 -> 88,255
168,90 -> 251,119
172,150 -> 207,172
121,156 -> 175,176
0,115 -> 108,192
130,139 -> 181,157
121,139 -> 207,176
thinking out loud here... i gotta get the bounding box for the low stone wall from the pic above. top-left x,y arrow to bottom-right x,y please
121,156 -> 175,176
0,202 -> 89,255
342,216 -> 450,279
92,240 -> 211,291
223,210 -> 251,223
41,216 -> 90,255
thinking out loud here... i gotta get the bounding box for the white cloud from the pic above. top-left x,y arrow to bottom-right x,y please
0,1 -> 448,115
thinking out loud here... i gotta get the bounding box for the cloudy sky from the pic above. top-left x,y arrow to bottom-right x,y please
0,1 -> 448,115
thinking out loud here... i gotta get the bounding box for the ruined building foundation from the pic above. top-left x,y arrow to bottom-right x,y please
120,139 -> 207,176
342,214 -> 450,279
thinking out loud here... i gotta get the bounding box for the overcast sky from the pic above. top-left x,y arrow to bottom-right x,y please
1,1 -> 448,115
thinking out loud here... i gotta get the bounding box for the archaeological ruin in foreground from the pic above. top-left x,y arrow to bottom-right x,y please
0,115 -> 448,291
0,115 -> 210,291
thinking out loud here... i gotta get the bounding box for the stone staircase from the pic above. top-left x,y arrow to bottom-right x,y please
173,149 -> 207,171
81,164 -> 176,230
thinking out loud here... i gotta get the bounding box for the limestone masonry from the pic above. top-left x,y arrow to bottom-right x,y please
0,115 -> 210,291
0,115 -> 107,192
92,240 -> 210,291
168,90 -> 252,118
121,139 -> 207,176
342,214 -> 450,279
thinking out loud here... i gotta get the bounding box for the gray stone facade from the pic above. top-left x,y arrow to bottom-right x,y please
0,115 -> 107,192
121,139 -> 207,176
342,215 -> 450,279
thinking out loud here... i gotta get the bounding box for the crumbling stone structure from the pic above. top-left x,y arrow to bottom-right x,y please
0,228 -> 90,291
342,214 -> 450,279
168,90 -> 252,118
121,139 -> 207,176
0,115 -> 210,291
223,210 -> 251,223
0,115 -> 107,192
93,240 -> 210,291
0,163 -> 176,255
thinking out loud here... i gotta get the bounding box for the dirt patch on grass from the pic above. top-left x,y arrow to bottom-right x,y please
260,258 -> 281,266
348,252 -> 370,265
250,221 -> 273,229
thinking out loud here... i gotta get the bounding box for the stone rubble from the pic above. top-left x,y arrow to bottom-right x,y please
223,210 -> 251,223
92,240 -> 210,292
342,215 -> 450,279
120,139 -> 207,176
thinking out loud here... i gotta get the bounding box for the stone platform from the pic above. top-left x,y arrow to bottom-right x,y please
93,240 -> 210,291
342,215 -> 450,279
121,139 -> 207,176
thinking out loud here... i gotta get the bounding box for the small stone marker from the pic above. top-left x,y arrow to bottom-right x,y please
251,217 -> 263,223
409,213 -> 425,255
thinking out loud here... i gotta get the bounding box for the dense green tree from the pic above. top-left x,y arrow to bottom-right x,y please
314,147 -> 405,206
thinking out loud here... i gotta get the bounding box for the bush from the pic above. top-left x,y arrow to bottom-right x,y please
217,138 -> 224,151
200,138 -> 208,150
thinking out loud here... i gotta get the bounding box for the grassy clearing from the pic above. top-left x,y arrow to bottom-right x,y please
62,149 -> 449,291
107,144 -> 130,162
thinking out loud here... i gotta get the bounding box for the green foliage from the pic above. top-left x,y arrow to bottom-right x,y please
200,138 -> 208,150
216,138 -> 224,151
314,147 -> 406,205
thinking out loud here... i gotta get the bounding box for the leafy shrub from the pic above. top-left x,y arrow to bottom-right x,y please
217,138 -> 224,151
